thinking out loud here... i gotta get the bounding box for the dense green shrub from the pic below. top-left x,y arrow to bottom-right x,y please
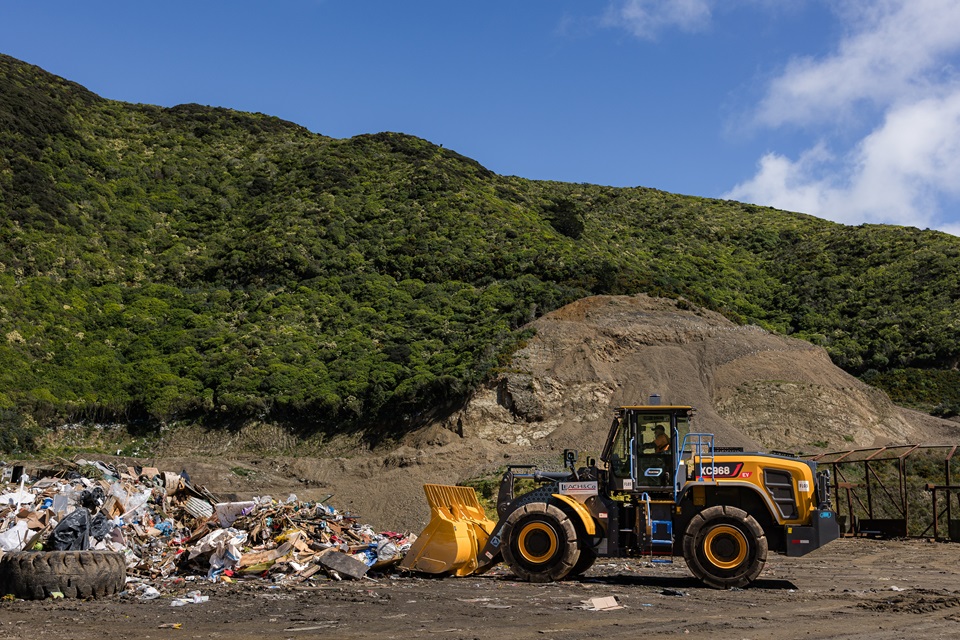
863,369 -> 960,416
0,410 -> 42,454
1,53 -> 959,439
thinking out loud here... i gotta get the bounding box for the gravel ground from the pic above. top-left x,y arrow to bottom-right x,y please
2,537 -> 959,639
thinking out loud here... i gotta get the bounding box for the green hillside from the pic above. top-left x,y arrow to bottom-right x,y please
1,54 -> 958,449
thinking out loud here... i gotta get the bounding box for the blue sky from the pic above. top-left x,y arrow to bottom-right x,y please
3,1 -> 960,235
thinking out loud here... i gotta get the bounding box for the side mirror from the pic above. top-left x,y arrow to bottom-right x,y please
564,449 -> 578,479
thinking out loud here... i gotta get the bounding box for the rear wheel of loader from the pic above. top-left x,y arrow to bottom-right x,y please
683,505 -> 768,589
501,502 -> 580,583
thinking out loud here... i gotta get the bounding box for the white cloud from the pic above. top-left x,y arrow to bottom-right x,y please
756,0 -> 960,128
725,145 -> 838,220
602,0 -> 713,39
728,90 -> 960,230
600,0 -> 795,39
730,0 -> 960,235
600,0 -> 960,234
942,222 -> 960,236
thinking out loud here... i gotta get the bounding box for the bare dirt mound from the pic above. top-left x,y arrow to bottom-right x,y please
454,294 -> 958,453
143,294 -> 958,532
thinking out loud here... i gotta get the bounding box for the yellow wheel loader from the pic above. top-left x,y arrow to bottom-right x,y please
400,400 -> 840,588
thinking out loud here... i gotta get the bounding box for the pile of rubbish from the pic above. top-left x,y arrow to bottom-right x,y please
0,459 -> 415,589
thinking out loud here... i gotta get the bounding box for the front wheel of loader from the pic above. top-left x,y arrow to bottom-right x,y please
568,546 -> 597,578
568,518 -> 600,578
683,505 -> 768,589
501,502 -> 580,583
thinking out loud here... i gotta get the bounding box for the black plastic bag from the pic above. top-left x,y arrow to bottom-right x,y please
78,486 -> 105,510
50,507 -> 91,551
90,512 -> 115,540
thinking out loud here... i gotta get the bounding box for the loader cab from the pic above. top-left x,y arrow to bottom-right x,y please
602,404 -> 692,497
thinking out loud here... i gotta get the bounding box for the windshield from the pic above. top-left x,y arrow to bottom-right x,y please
602,408 -> 693,480
637,413 -> 672,453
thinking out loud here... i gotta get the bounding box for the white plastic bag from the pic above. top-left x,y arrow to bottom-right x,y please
0,521 -> 30,551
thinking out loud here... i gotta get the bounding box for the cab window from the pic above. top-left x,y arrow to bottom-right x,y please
637,413 -> 671,453
609,417 -> 633,479
675,414 -> 690,448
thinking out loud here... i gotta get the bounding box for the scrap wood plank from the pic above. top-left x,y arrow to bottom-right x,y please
291,564 -> 322,582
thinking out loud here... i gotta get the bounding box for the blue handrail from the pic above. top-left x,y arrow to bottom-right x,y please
676,432 -> 716,501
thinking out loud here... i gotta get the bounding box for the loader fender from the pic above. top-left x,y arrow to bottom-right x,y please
678,481 -> 781,524
551,494 -> 596,536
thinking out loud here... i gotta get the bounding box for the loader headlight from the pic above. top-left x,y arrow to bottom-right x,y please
815,469 -> 832,509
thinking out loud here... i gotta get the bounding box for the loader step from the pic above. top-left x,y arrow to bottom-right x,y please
650,519 -> 673,545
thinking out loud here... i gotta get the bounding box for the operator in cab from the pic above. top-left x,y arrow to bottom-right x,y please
653,425 -> 669,452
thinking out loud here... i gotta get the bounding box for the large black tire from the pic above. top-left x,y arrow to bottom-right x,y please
0,550 -> 126,599
683,505 -> 768,589
501,503 -> 580,583
567,515 -> 600,578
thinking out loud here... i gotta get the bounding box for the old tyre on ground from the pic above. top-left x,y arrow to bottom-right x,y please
0,550 -> 126,599
683,505 -> 768,589
501,502 -> 580,583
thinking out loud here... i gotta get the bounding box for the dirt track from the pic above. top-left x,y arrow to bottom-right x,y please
2,537 -> 959,640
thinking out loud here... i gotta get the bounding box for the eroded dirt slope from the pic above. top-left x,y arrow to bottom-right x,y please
458,294 -> 958,454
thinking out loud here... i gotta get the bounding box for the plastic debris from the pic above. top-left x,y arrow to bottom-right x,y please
170,590 -> 209,606
138,586 -> 161,601
50,507 -> 91,551
0,458 -> 414,596
0,520 -> 29,551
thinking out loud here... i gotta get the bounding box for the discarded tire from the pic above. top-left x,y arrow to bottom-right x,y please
0,550 -> 126,599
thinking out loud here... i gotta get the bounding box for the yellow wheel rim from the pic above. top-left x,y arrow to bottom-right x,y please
703,525 -> 748,569
517,522 -> 558,564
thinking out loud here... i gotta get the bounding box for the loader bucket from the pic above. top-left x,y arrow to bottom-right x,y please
399,484 -> 497,577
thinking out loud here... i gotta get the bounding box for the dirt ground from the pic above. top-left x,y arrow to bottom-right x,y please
2,537 -> 959,640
